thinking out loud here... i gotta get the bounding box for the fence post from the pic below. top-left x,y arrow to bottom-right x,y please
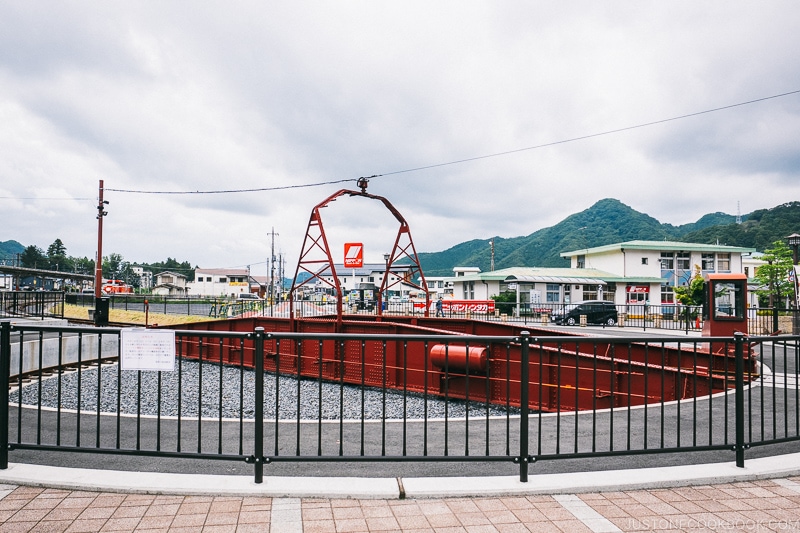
773,307 -> 779,334
734,332 -> 746,468
518,331 -> 530,482
0,321 -> 11,469
685,306 -> 690,334
253,327 -> 265,483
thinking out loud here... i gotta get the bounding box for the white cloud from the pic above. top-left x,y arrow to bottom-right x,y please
1,1 -> 799,277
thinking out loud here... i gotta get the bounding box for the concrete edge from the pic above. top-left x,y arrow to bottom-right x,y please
402,452 -> 800,497
0,463 -> 400,499
2,453 -> 800,499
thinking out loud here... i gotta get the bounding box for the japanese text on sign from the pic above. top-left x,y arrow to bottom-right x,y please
120,329 -> 176,372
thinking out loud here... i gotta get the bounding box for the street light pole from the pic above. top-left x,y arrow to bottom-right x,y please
788,233 -> 800,266
788,233 -> 800,333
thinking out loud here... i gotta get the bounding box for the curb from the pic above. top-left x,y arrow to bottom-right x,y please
3,453 -> 800,499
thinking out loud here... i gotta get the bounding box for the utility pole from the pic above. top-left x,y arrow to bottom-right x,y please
268,227 -> 279,305
94,180 -> 109,326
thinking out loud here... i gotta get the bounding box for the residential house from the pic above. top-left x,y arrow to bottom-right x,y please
152,271 -> 188,296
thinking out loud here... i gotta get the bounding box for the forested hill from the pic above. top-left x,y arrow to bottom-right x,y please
416,199 -> 800,277
0,240 -> 25,261
680,202 -> 800,251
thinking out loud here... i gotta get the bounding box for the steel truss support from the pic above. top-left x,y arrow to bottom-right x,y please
289,178 -> 429,326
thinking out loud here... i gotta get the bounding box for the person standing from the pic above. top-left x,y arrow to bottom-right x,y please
436,297 -> 444,317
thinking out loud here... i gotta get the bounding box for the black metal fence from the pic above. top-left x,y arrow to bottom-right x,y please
2,322 -> 799,483
0,291 -> 64,319
61,293 -> 800,335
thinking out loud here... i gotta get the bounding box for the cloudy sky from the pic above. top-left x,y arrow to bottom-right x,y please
2,2 -> 799,277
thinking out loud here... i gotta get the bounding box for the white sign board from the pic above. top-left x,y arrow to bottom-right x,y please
120,328 -> 176,372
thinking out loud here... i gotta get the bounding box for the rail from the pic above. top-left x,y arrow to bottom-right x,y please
63,294 -> 800,335
0,291 -> 65,320
2,322 -> 798,484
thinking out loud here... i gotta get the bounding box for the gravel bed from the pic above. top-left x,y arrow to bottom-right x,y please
10,360 -> 518,420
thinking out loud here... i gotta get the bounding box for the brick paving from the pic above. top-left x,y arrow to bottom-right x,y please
1,477 -> 800,532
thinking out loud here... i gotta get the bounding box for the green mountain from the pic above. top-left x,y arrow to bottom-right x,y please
415,198 -> 798,277
0,240 -> 25,262
679,201 -> 800,251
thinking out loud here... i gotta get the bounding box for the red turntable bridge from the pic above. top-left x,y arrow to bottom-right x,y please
175,314 -> 757,412
173,181 -> 757,412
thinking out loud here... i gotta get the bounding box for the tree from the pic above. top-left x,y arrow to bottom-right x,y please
753,240 -> 795,308
73,257 -> 94,275
46,238 -> 72,271
103,253 -> 126,279
20,245 -> 47,269
673,265 -> 705,306
491,290 -> 517,315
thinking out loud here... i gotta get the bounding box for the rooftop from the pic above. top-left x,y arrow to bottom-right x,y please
561,240 -> 757,258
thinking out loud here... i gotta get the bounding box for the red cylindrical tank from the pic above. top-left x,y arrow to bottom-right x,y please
430,345 -> 487,372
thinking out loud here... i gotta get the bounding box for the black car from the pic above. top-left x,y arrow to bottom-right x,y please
551,301 -> 618,326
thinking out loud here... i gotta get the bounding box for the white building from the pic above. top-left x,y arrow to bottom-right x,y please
449,266 -> 620,306
131,266 -> 153,290
189,268 -> 258,297
422,276 -> 454,299
314,263 -> 421,299
560,240 -> 756,306
448,240 -> 756,310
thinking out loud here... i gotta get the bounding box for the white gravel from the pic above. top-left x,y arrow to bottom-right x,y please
10,360 -> 518,420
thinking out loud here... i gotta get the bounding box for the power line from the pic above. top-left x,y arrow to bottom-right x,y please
376,89 -> 800,178
105,88 -> 800,195
105,179 -> 354,195
0,197 -> 94,201
6,88 -> 800,199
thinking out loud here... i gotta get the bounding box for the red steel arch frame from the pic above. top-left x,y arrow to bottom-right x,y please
288,179 -> 429,326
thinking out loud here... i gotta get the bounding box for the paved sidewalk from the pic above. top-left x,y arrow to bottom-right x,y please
2,453 -> 800,532
2,478 -> 800,532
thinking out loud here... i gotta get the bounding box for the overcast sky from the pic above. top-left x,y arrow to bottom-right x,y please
2,2 -> 799,277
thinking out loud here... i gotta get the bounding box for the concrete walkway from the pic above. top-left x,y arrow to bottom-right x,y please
2,453 -> 800,531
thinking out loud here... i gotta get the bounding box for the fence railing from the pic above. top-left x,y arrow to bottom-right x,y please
2,321 -> 799,483
27,291 -> 800,335
0,291 -> 64,319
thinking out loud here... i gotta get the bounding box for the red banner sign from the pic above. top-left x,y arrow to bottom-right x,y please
413,300 -> 496,313
344,243 -> 363,268
626,285 -> 650,293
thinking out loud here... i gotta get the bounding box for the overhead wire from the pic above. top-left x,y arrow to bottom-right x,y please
4,88 -> 799,199
103,88 -> 800,195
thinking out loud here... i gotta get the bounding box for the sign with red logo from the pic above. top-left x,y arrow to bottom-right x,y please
626,285 -> 650,293
344,243 -> 364,268
413,300 -> 496,313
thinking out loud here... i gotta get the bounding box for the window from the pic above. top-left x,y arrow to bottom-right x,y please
219,277 -> 227,283
641,257 -> 648,265
701,253 -> 715,271
661,285 -> 675,304
577,255 -> 585,268
676,252 -> 690,270
437,281 -> 443,288
660,252 -> 673,269
582,285 -> 599,301
717,253 -> 731,272
463,281 -> 474,299
744,267 -> 749,277
196,277 -> 204,282
546,284 -> 560,303
713,281 -> 743,319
